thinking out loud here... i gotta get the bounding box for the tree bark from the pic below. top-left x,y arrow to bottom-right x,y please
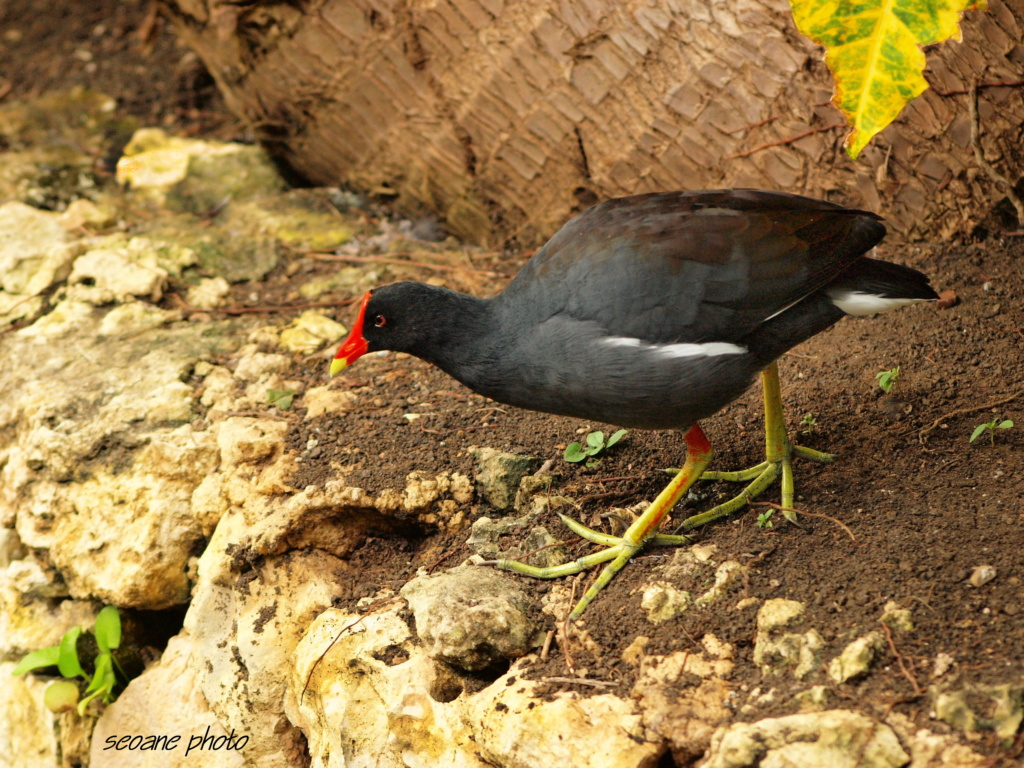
163,0 -> 1024,245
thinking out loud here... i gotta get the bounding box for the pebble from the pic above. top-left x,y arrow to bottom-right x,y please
968,564 -> 996,588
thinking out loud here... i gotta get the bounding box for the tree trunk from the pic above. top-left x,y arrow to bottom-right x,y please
164,0 -> 1024,245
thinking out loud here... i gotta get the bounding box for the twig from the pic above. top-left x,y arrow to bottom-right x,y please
540,676 -> 617,688
728,123 -> 846,159
426,546 -> 459,573
880,620 -> 922,697
560,580 -> 578,673
970,80 -> 1024,226
918,389 -> 1024,443
728,115 -> 778,135
301,597 -> 402,702
540,629 -> 555,661
751,501 -> 857,542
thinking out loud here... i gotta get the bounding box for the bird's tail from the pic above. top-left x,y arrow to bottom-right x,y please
746,257 -> 938,369
825,257 -> 938,316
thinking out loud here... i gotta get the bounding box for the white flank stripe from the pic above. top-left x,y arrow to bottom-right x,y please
602,336 -> 643,348
828,290 -> 927,316
602,336 -> 746,358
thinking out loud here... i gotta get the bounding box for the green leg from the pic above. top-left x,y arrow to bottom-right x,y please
482,424 -> 715,620
680,362 -> 833,530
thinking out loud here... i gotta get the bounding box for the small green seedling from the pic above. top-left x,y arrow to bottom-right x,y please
799,413 -> 817,436
267,388 -> 297,411
876,366 -> 901,394
564,429 -> 628,468
970,417 -> 1014,446
756,510 -> 774,529
12,605 -> 125,715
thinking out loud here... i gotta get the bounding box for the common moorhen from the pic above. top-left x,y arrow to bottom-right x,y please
331,190 -> 937,618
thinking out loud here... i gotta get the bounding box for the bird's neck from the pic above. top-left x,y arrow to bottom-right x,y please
409,287 -> 499,386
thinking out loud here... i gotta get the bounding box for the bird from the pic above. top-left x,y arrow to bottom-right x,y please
330,189 -> 937,619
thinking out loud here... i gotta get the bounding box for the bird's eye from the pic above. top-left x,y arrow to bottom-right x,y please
372,314 -> 387,328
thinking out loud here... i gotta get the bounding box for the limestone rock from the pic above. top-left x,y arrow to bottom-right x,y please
626,544 -> 728,623
933,681 -> 1024,742
185,276 -> 231,309
278,310 -> 347,353
792,685 -> 831,712
401,567 -> 543,670
184,514 -> 351,768
216,417 -> 289,469
468,447 -> 541,510
233,350 -> 293,382
641,581 -> 693,623
60,199 -> 116,231
97,302 -> 181,337
466,509 -> 568,569
0,201 -> 77,296
1,296 -> 251,609
68,247 -> 167,304
90,635 -> 247,768
880,601 -> 914,632
0,661 -> 58,768
828,632 -> 884,684
629,636 -> 735,763
466,671 -> 662,768
116,128 -> 284,212
704,710 -> 909,768
885,711 -> 987,768
302,385 -> 358,419
694,561 -> 747,608
290,608 -> 488,768
753,599 -> 823,679
0,589 -> 96,665
44,426 -> 219,608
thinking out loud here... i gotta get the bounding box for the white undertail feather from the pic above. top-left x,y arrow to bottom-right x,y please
827,290 -> 928,316
602,336 -> 747,358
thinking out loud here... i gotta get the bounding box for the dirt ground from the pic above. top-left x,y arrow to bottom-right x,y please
5,1 -> 1022,764
295,239 -> 1024,761
0,0 -> 231,137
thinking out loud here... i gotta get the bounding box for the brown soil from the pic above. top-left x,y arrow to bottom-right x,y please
0,0 -> 231,137
292,239 -> 1024,763
8,2 -> 1023,763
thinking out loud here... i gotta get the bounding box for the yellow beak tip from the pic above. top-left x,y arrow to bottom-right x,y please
329,358 -> 347,377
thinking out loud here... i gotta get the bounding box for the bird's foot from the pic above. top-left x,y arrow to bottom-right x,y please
671,440 -> 833,530
481,424 -> 713,620
482,513 -> 692,620
662,362 -> 835,531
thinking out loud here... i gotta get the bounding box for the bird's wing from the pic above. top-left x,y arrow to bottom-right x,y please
503,189 -> 885,344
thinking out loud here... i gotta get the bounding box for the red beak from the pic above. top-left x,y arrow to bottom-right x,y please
330,291 -> 371,375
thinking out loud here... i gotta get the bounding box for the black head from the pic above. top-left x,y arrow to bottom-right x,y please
331,282 -> 485,374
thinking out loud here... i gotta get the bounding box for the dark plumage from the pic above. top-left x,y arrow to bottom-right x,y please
331,189 -> 937,618
334,190 -> 935,429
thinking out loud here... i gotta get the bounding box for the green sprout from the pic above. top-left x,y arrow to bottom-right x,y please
970,417 -> 1014,446
564,429 -> 628,469
756,510 -> 774,529
267,388 -> 296,410
12,605 -> 126,715
875,366 -> 901,394
799,413 -> 817,436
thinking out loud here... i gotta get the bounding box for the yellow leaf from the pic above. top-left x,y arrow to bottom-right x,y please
791,0 -> 987,158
